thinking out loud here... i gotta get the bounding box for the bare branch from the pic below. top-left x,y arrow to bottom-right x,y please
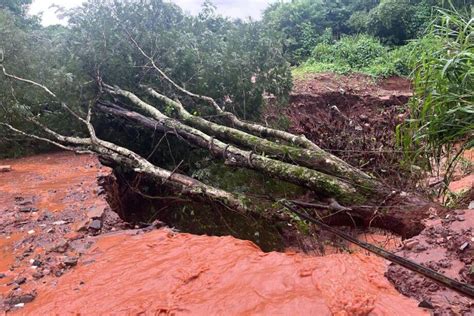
1,65 -> 87,124
0,123 -> 91,153
1,65 -> 57,98
28,118 -> 91,145
126,34 -> 223,113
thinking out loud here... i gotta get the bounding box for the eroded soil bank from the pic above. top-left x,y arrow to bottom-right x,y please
265,73 -> 415,188
0,152 -> 428,315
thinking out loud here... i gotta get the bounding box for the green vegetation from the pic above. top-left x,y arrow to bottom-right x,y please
262,0 -> 471,64
399,8 -> 473,180
265,0 -> 471,79
0,0 -> 292,158
293,34 -> 442,78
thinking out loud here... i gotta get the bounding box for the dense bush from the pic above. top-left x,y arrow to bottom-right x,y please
293,34 -> 445,78
295,35 -> 396,77
315,35 -> 387,68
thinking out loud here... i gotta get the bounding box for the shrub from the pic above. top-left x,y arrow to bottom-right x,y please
312,34 -> 387,68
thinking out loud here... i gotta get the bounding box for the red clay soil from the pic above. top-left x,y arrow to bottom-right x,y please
386,211 -> 474,314
0,152 -> 124,313
291,73 -> 412,97
1,152 -> 428,315
266,73 -> 415,188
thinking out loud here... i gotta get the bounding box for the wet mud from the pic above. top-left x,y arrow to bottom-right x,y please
387,210 -> 474,314
264,73 -> 415,189
0,152 -> 124,312
0,152 -> 429,315
21,229 -> 425,315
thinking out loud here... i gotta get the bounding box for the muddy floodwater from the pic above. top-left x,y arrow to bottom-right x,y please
1,152 -> 428,314
23,230 -> 427,315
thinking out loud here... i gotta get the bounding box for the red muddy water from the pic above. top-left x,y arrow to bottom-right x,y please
22,230 -> 425,315
1,152 -> 427,315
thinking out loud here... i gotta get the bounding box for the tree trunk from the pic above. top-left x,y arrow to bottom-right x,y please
2,67 -> 440,239
97,101 -> 439,238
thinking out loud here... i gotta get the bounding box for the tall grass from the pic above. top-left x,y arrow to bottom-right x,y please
398,7 -> 473,188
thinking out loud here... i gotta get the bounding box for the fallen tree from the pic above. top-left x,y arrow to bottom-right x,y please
1,59 -> 439,237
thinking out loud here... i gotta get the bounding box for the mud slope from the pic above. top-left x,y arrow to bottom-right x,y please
1,152 -> 427,315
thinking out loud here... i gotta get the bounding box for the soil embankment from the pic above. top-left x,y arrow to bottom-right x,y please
1,152 -> 426,314
265,73 -> 414,188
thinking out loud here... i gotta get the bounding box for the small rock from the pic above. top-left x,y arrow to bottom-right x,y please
14,303 -> 25,308
455,210 -> 466,215
418,300 -> 434,309
19,207 -> 38,213
88,219 -> 102,231
404,239 -> 419,250
467,201 -> 474,209
413,245 -> 428,252
31,260 -> 42,267
64,232 -> 82,241
456,216 -> 465,222
0,273 -> 6,278
8,293 -> 36,305
459,242 -> 469,252
46,239 -> 69,253
0,165 -> 11,172
14,277 -> 26,285
27,230 -> 35,235
87,206 -> 105,220
63,256 -> 78,267
32,272 -> 44,279
52,220 -> 67,226
16,200 -> 32,206
74,219 -> 90,232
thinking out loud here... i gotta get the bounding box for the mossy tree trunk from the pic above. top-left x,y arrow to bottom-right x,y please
2,66 -> 438,237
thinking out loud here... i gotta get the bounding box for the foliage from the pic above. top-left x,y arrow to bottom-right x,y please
0,8 -> 85,157
0,0 -> 292,158
66,0 -> 291,120
294,35 -> 412,78
398,8 -> 473,182
262,0 -> 326,64
0,0 -> 32,17
263,0 -> 472,64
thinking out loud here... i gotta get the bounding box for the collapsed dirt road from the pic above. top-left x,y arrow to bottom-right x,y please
0,152 -> 428,314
